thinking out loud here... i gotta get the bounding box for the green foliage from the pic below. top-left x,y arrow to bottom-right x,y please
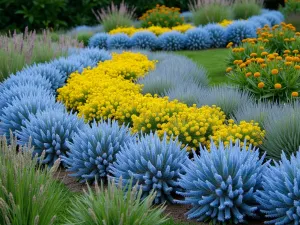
63,178 -> 168,225
192,4 -> 233,26
233,0 -> 262,20
76,32 -> 94,46
140,5 -> 184,28
0,135 -> 70,225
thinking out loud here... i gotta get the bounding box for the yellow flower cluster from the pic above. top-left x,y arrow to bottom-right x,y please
108,24 -> 195,36
210,120 -> 265,148
218,19 -> 233,27
58,51 -> 264,151
139,4 -> 181,21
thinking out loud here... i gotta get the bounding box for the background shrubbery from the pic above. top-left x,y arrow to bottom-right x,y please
0,0 -> 285,32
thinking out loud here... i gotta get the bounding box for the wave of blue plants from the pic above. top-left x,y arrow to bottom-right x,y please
88,11 -> 284,51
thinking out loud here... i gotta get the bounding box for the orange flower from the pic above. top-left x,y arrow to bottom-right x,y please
295,65 -> 300,70
271,69 -> 279,75
292,92 -> 299,97
258,82 -> 265,88
245,72 -> 252,77
274,83 -> 282,89
254,72 -> 261,78
226,67 -> 232,73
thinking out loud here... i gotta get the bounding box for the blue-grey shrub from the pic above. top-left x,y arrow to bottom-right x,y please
63,120 -> 135,183
131,31 -> 158,50
185,28 -> 212,50
88,33 -> 109,49
50,57 -> 83,78
107,33 -> 132,50
18,109 -> 85,166
75,48 -> 112,64
110,132 -> 189,204
196,85 -> 254,117
177,141 -> 267,224
226,21 -> 257,44
158,31 -> 186,51
248,16 -> 272,27
261,12 -> 283,26
0,95 -> 63,138
256,151 -> 300,224
204,24 -> 227,48
0,84 -> 53,116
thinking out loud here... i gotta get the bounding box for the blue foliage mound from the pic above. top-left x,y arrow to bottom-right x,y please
177,141 -> 267,224
88,33 -> 109,49
76,48 -> 112,64
256,151 -> 300,225
226,21 -> 257,44
262,12 -> 283,26
18,109 -> 85,166
204,24 -> 227,48
0,71 -> 52,93
64,119 -> 134,183
0,84 -> 53,116
50,57 -> 83,78
0,95 -> 63,138
248,16 -> 272,28
158,31 -> 186,51
185,28 -> 212,50
131,31 -> 158,50
110,132 -> 189,204
107,33 -> 132,50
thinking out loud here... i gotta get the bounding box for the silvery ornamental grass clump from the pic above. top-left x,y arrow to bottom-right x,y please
50,57 -> 84,78
261,104 -> 300,161
110,132 -> 189,204
88,33 -> 109,49
256,151 -> 300,225
158,31 -> 186,51
0,84 -> 53,116
0,27 -> 83,82
226,21 -> 257,45
204,24 -> 228,48
131,31 -> 158,50
177,140 -> 268,224
0,95 -> 63,139
18,109 -> 85,166
184,28 -> 212,50
74,48 -> 112,63
107,33 -> 132,49
63,119 -> 135,183
196,85 -> 254,117
64,178 -> 168,225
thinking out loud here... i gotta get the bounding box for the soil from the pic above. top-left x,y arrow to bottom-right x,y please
54,170 -> 265,225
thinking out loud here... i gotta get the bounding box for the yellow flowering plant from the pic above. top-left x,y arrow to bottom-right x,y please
139,4 -> 184,28
218,19 -> 233,27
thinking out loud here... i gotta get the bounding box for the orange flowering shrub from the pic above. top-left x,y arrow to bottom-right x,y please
139,4 -> 184,28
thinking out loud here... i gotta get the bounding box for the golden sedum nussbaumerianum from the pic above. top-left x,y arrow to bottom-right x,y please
57,51 -> 265,151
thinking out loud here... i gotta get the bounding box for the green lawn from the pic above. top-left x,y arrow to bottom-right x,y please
178,48 -> 230,85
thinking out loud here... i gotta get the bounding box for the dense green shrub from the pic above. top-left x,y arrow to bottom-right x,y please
233,0 -> 262,19
64,178 -> 168,225
0,136 -> 70,225
76,32 -> 94,46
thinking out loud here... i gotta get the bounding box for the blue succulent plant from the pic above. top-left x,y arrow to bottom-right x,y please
110,132 -> 189,204
20,63 -> 65,90
158,31 -> 186,51
204,24 -> 227,48
107,33 -> 132,49
185,28 -> 212,50
256,151 -> 300,225
63,119 -> 134,183
18,109 -> 85,166
177,141 -> 267,224
131,31 -> 158,50
226,21 -> 257,44
0,71 -> 52,93
0,95 -> 63,138
0,84 -> 53,116
88,33 -> 109,49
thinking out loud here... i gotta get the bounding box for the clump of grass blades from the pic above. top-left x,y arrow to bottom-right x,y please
0,134 -> 71,225
63,178 -> 168,225
0,27 -> 83,82
232,0 -> 263,20
92,1 -> 136,32
189,0 -> 233,26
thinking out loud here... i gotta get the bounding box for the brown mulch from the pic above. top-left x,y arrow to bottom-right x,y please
54,169 -> 265,225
